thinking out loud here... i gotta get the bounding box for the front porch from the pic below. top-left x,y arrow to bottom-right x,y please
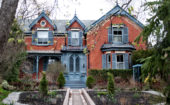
24,50 -> 62,80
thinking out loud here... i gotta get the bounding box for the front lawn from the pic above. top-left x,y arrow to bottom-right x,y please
0,86 -> 11,105
18,90 -> 66,105
88,90 -> 166,105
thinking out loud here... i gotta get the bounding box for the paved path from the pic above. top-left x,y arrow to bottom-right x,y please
2,92 -> 28,105
69,89 -> 87,105
142,90 -> 165,97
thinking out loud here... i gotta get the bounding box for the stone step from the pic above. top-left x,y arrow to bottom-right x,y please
65,84 -> 86,89
65,80 -> 86,88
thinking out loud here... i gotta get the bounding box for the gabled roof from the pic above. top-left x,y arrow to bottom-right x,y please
66,14 -> 86,30
86,4 -> 144,32
29,11 -> 57,30
20,19 -> 94,34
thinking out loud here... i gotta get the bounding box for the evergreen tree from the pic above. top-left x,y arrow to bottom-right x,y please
86,76 -> 95,89
39,72 -> 48,96
107,72 -> 115,95
135,0 -> 170,103
57,72 -> 65,89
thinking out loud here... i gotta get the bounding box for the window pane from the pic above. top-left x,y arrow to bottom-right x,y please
114,31 -> 118,35
70,56 -> 74,72
118,31 -> 122,35
71,32 -> 79,38
117,55 -> 123,62
113,36 -> 122,42
76,57 -> 80,72
108,55 -> 111,62
117,62 -> 124,69
37,31 -> 48,38
72,38 -> 79,45
113,28 -> 122,43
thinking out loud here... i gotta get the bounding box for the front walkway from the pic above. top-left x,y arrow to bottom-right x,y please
69,89 -> 87,105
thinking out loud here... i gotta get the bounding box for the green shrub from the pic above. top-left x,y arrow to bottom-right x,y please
107,73 -> 115,95
1,80 -> 15,90
0,86 -> 11,103
132,49 -> 154,65
86,76 -> 95,89
164,85 -> 170,103
39,72 -> 48,96
88,69 -> 132,83
4,52 -> 27,82
57,72 -> 65,89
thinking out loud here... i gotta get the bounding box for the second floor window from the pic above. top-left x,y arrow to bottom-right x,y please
108,25 -> 128,44
71,31 -> 79,46
37,31 -> 48,44
113,28 -> 122,43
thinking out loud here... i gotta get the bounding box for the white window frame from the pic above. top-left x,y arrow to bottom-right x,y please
112,27 -> 123,43
37,31 -> 49,45
106,53 -> 111,69
116,54 -> 125,69
71,31 -> 79,46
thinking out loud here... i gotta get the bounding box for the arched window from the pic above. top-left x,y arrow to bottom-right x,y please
76,56 -> 80,72
70,55 -> 74,72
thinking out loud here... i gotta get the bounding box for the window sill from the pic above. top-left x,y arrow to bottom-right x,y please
32,44 -> 53,46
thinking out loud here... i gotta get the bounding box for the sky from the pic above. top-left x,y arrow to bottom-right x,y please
0,0 -> 154,24
41,0 -> 153,25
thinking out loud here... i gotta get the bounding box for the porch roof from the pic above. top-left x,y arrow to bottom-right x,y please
101,43 -> 136,51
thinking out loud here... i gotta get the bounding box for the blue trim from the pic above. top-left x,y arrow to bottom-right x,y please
66,14 -> 86,30
133,64 -> 142,68
29,11 -> 57,30
36,56 -> 39,80
85,5 -> 144,32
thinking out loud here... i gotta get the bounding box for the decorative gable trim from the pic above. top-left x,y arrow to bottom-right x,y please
29,11 -> 57,30
86,4 -> 144,32
66,15 -> 86,30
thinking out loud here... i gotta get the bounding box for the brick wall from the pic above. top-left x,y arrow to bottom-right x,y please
87,16 -> 145,70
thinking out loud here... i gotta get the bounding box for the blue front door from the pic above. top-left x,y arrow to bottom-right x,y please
68,55 -> 81,81
62,53 -> 87,88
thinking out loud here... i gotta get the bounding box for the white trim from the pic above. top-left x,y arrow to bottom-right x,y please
115,51 -> 126,53
37,28 -> 49,31
112,24 -> 124,27
70,28 -> 80,31
106,51 -> 111,54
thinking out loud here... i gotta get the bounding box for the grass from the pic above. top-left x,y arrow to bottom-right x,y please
97,91 -> 108,95
0,86 -> 11,105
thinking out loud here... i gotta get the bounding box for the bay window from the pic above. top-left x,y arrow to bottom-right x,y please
116,54 -> 124,69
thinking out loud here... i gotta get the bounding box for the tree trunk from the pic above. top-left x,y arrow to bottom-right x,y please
0,0 -> 19,54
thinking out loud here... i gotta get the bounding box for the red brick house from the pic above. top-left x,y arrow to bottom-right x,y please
23,5 -> 145,88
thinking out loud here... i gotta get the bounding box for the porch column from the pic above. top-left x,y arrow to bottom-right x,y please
36,56 -> 39,80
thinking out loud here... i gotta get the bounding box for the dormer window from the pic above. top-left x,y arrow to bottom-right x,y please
32,28 -> 53,46
71,31 -> 79,46
67,30 -> 83,46
37,31 -> 48,44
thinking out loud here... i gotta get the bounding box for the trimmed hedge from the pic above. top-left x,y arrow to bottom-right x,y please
86,76 -> 95,89
88,69 -> 132,83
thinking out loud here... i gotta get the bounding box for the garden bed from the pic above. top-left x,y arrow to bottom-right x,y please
88,91 -> 165,105
18,90 -> 66,105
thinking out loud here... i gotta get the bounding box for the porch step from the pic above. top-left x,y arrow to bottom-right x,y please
65,81 -> 86,89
